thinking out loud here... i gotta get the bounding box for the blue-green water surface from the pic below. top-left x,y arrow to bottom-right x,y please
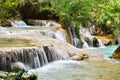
95,45 -> 119,56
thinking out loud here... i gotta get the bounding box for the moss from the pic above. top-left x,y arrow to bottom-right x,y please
0,68 -> 25,80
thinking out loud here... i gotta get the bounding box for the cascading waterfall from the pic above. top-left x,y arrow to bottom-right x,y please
46,22 -> 61,27
55,30 -> 67,42
42,30 -> 56,38
98,39 -> 104,47
80,27 -> 93,47
33,30 -> 67,42
11,21 -> 30,27
0,46 -> 69,71
80,27 -> 104,48
82,40 -> 89,48
21,20 -> 61,27
68,26 -> 81,48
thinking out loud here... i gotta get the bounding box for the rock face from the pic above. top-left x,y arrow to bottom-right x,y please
112,45 -> 120,59
93,37 -> 99,47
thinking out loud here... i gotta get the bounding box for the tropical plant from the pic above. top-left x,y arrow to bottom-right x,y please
0,0 -> 120,35
0,0 -> 19,18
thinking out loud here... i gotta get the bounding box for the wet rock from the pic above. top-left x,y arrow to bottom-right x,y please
95,35 -> 115,45
112,45 -> 120,59
0,71 -> 8,77
22,72 -> 37,80
71,54 -> 89,61
93,37 -> 99,47
71,55 -> 83,61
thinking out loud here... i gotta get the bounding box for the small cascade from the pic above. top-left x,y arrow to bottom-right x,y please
82,41 -> 89,48
11,20 -> 30,27
27,20 -> 61,27
68,26 -> 81,48
80,27 -> 93,47
11,62 -> 28,71
46,21 -> 61,27
55,30 -> 67,42
34,30 -> 67,42
42,30 -> 55,38
98,39 -> 104,47
72,38 -> 81,48
0,46 -> 69,71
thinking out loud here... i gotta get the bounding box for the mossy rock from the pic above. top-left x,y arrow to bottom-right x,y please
112,45 -> 120,59
0,68 -> 25,80
22,72 -> 37,80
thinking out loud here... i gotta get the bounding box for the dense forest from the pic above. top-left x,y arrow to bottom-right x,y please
0,0 -> 120,36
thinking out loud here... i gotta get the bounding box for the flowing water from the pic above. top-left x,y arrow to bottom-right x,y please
26,60 -> 120,80
1,22 -> 120,80
22,45 -> 120,80
0,46 -> 69,71
68,27 -> 81,48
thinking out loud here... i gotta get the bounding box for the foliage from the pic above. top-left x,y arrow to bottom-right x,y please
0,68 -> 25,80
51,0 -> 95,28
91,0 -> 120,34
0,0 -> 120,34
0,0 -> 19,18
75,24 -> 80,38
22,72 -> 37,80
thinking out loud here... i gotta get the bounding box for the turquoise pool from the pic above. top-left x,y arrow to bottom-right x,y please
95,45 -> 119,56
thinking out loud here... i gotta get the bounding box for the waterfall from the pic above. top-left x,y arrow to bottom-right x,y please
68,26 -> 81,48
98,39 -> 104,47
82,41 -> 89,48
55,30 -> 67,42
26,20 -> 61,27
80,27 -> 93,47
0,47 -> 69,71
11,21 -> 30,27
46,22 -> 61,27
34,30 -> 67,42
42,30 -> 55,38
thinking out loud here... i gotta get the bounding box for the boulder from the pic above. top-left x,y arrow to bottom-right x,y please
95,35 -> 115,46
112,45 -> 120,59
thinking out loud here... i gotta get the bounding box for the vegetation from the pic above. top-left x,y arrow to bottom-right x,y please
0,0 -> 120,35
0,68 -> 25,80
0,68 -> 37,80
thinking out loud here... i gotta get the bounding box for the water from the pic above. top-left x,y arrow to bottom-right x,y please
11,21 -> 31,27
23,45 -> 120,80
0,38 -> 35,48
24,60 -> 120,80
97,39 -> 104,47
0,46 -> 69,71
95,45 -> 119,56
82,41 -> 89,48
68,27 -> 81,48
11,20 -> 61,27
